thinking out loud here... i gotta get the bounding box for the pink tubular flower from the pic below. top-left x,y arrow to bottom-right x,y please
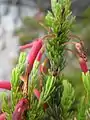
74,42 -> 88,73
0,113 -> 6,120
79,57 -> 88,74
64,41 -> 88,74
19,38 -> 42,51
12,98 -> 29,120
27,39 -> 43,74
0,81 -> 11,90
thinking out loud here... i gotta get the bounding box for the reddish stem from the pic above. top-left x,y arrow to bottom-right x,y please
0,81 -> 11,90
43,103 -> 48,111
20,42 -> 33,51
68,32 -> 83,41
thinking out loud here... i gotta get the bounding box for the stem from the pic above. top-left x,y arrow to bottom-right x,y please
62,41 -> 79,46
20,65 -> 29,97
42,33 -> 56,41
38,75 -> 43,91
19,42 -> 33,51
66,48 -> 88,73
40,58 -> 48,74
68,32 -> 83,41
39,22 -> 51,32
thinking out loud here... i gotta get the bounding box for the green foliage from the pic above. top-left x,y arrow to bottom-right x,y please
61,80 -> 75,118
77,96 -> 86,120
76,72 -> 90,120
11,52 -> 26,110
82,72 -> 90,98
45,104 -> 62,120
30,61 -> 40,82
26,100 -> 44,120
45,0 -> 75,72
28,61 -> 40,101
38,75 -> 55,106
1,93 -> 12,120
1,52 -> 26,117
43,75 -> 63,120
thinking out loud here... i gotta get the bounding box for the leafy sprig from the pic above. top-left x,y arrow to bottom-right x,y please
45,0 -> 75,73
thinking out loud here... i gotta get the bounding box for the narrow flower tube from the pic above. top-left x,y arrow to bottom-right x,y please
79,57 -> 88,74
74,41 -> 88,73
65,41 -> 88,74
0,81 -> 11,90
12,98 -> 29,120
27,39 -> 43,74
27,39 -> 43,64
0,113 -> 6,120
